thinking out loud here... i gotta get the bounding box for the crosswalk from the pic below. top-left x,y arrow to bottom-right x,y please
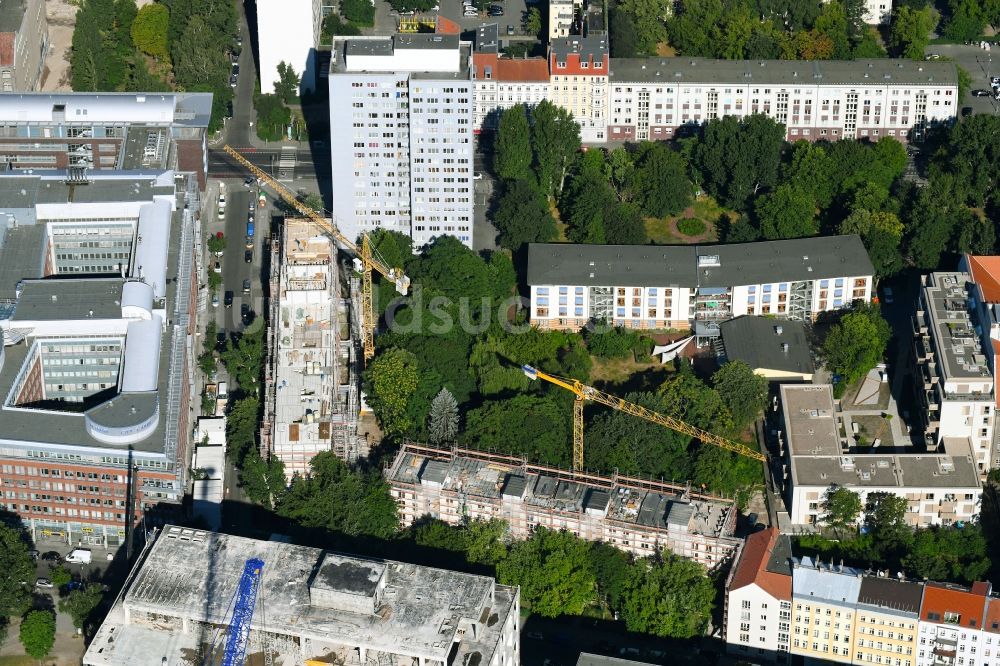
278,146 -> 296,180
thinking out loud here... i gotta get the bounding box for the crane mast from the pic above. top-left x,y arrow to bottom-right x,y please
208,557 -> 265,666
221,145 -> 409,360
521,364 -> 767,471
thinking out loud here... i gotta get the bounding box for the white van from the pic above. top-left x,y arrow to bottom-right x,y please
65,548 -> 92,564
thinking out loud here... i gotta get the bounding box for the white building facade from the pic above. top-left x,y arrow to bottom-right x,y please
549,37 -> 609,143
328,35 -> 474,247
526,236 -> 874,331
606,58 -> 957,144
255,0 -> 322,94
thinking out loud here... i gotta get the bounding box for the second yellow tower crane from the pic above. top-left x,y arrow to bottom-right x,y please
521,364 -> 767,471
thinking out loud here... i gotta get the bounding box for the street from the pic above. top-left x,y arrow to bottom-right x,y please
925,43 -> 1000,115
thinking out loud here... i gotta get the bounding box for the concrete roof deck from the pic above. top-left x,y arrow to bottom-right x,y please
792,558 -> 864,607
9,278 -> 124,321
609,57 -> 958,87
922,272 -> 993,383
87,527 -> 517,665
0,223 -> 45,299
780,384 -> 841,457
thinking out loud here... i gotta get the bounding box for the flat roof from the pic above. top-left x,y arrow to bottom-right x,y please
9,278 -> 124,321
551,36 -> 607,60
0,224 -> 45,299
720,316 -> 814,376
0,0 -> 26,33
921,272 -> 993,382
792,558 -> 864,607
780,384 -> 840,457
857,577 -> 923,616
83,526 -> 518,665
0,93 -> 212,128
526,235 -> 873,288
608,58 -> 958,87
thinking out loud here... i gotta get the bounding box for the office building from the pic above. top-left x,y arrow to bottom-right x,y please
606,58 -> 957,144
526,236 -> 873,333
852,577 -> 921,666
387,443 -> 741,568
471,24 -> 549,133
778,384 -> 982,528
724,528 -> 793,664
917,581 -> 993,666
913,270 -> 998,477
256,0 -> 323,94
549,36 -> 608,142
261,219 -> 363,479
84,525 -> 521,666
0,0 -> 47,91
328,34 -> 474,248
0,170 -> 199,547
0,92 -> 213,188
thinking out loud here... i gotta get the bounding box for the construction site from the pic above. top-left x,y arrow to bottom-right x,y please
260,218 -> 365,478
83,526 -> 520,666
387,444 -> 742,569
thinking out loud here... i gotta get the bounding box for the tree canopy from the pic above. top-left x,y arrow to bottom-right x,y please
823,303 -> 891,389
497,528 -> 597,617
19,610 -> 55,660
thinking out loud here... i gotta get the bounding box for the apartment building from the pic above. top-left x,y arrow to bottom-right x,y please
853,577 -> 922,666
606,58 -> 957,144
724,528 -> 793,664
261,219 -> 363,479
549,37 -> 609,142
0,0 -> 47,91
549,0 -> 581,40
0,171 -> 199,547
472,24 -> 549,132
0,93 -> 213,188
256,0 -> 323,94
387,443 -> 741,568
84,526 -> 520,666
960,254 -> 1000,474
913,271 -> 998,478
917,582 -> 994,666
526,236 -> 873,332
790,558 -> 863,663
779,384 -> 982,528
329,34 -> 474,248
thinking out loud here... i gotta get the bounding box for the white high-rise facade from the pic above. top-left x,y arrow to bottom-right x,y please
328,35 -> 475,248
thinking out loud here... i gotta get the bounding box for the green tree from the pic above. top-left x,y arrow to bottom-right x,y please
274,62 -> 301,105
531,100 -> 582,197
497,528 -> 596,617
493,179 -> 558,250
277,452 -> 399,538
755,183 -> 818,239
823,485 -> 862,535
71,0 -> 136,91
813,0 -> 851,58
343,0 -> 376,25
524,7 -> 543,35
888,5 -> 936,59
0,524 -> 33,619
19,610 -> 55,660
207,233 -> 226,255
321,13 -> 362,40
465,519 -> 509,565
619,555 -> 715,638
693,115 -> 785,211
493,103 -> 535,185
238,450 -> 287,508
225,396 -> 260,465
49,565 -> 72,589
620,0 -> 671,53
783,141 -> 835,210
822,304 -> 891,387
712,360 -> 768,432
363,348 -> 420,437
58,585 -> 104,631
632,143 -> 693,217
839,209 -> 905,278
463,395 -> 570,467
131,3 -> 170,60
942,0 -> 985,41
590,542 -> 631,609
609,7 -> 641,56
864,492 -> 911,551
902,525 -> 990,584
428,387 -> 459,445
255,94 -> 292,141
221,326 -> 265,391
691,444 -> 763,496
666,0 -> 723,56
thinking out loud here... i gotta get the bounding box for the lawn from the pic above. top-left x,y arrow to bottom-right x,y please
644,196 -> 732,244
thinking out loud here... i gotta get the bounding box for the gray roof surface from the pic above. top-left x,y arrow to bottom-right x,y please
345,39 -> 394,57
766,533 -> 793,577
0,224 -> 45,299
720,316 -> 814,376
0,92 -> 212,128
419,458 -> 450,484
609,57 -> 958,87
583,488 -> 610,512
792,558 -> 864,607
857,577 -> 923,615
551,36 -> 607,60
921,272 -> 992,382
86,527 -> 518,665
0,0 -> 26,33
577,654 -> 656,666
475,24 -> 500,53
527,235 -> 873,288
395,33 -> 459,50
501,473 -> 527,498
9,279 -> 124,321
0,175 -> 41,209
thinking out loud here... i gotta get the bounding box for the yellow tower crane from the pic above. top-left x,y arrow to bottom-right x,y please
222,145 -> 410,361
521,364 -> 767,471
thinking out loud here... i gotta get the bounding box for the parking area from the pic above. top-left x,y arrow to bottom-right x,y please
924,44 -> 1000,115
374,0 -> 540,43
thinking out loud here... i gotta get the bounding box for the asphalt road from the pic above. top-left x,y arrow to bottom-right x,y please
224,9 -> 257,148
925,43 -> 1000,115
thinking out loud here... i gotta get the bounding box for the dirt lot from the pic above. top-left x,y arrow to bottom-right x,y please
40,0 -> 78,91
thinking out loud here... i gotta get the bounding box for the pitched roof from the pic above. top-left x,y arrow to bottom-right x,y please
857,577 -> 923,615
720,316 -> 814,376
728,528 -> 791,601
920,582 -> 990,629
966,255 -> 1000,303
985,597 -> 1000,635
472,53 -> 549,81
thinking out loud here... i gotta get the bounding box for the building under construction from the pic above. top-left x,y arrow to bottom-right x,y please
261,218 -> 364,478
387,444 -> 741,569
83,525 -> 520,666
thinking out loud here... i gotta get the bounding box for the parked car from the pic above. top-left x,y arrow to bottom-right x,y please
243,279 -> 251,293
507,24 -> 514,35
224,291 -> 234,308
65,549 -> 92,564
63,580 -> 84,592
972,89 -> 992,97
245,249 -> 253,263
216,329 -> 228,351
212,293 -> 219,308
991,76 -> 1000,85
35,578 -> 53,589
214,260 -> 222,273
883,286 -> 894,304
488,4 -> 503,15
229,71 -> 238,88
40,551 -> 61,562
29,549 -> 39,560
240,303 -> 251,325
243,176 -> 254,187
464,8 -> 478,15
